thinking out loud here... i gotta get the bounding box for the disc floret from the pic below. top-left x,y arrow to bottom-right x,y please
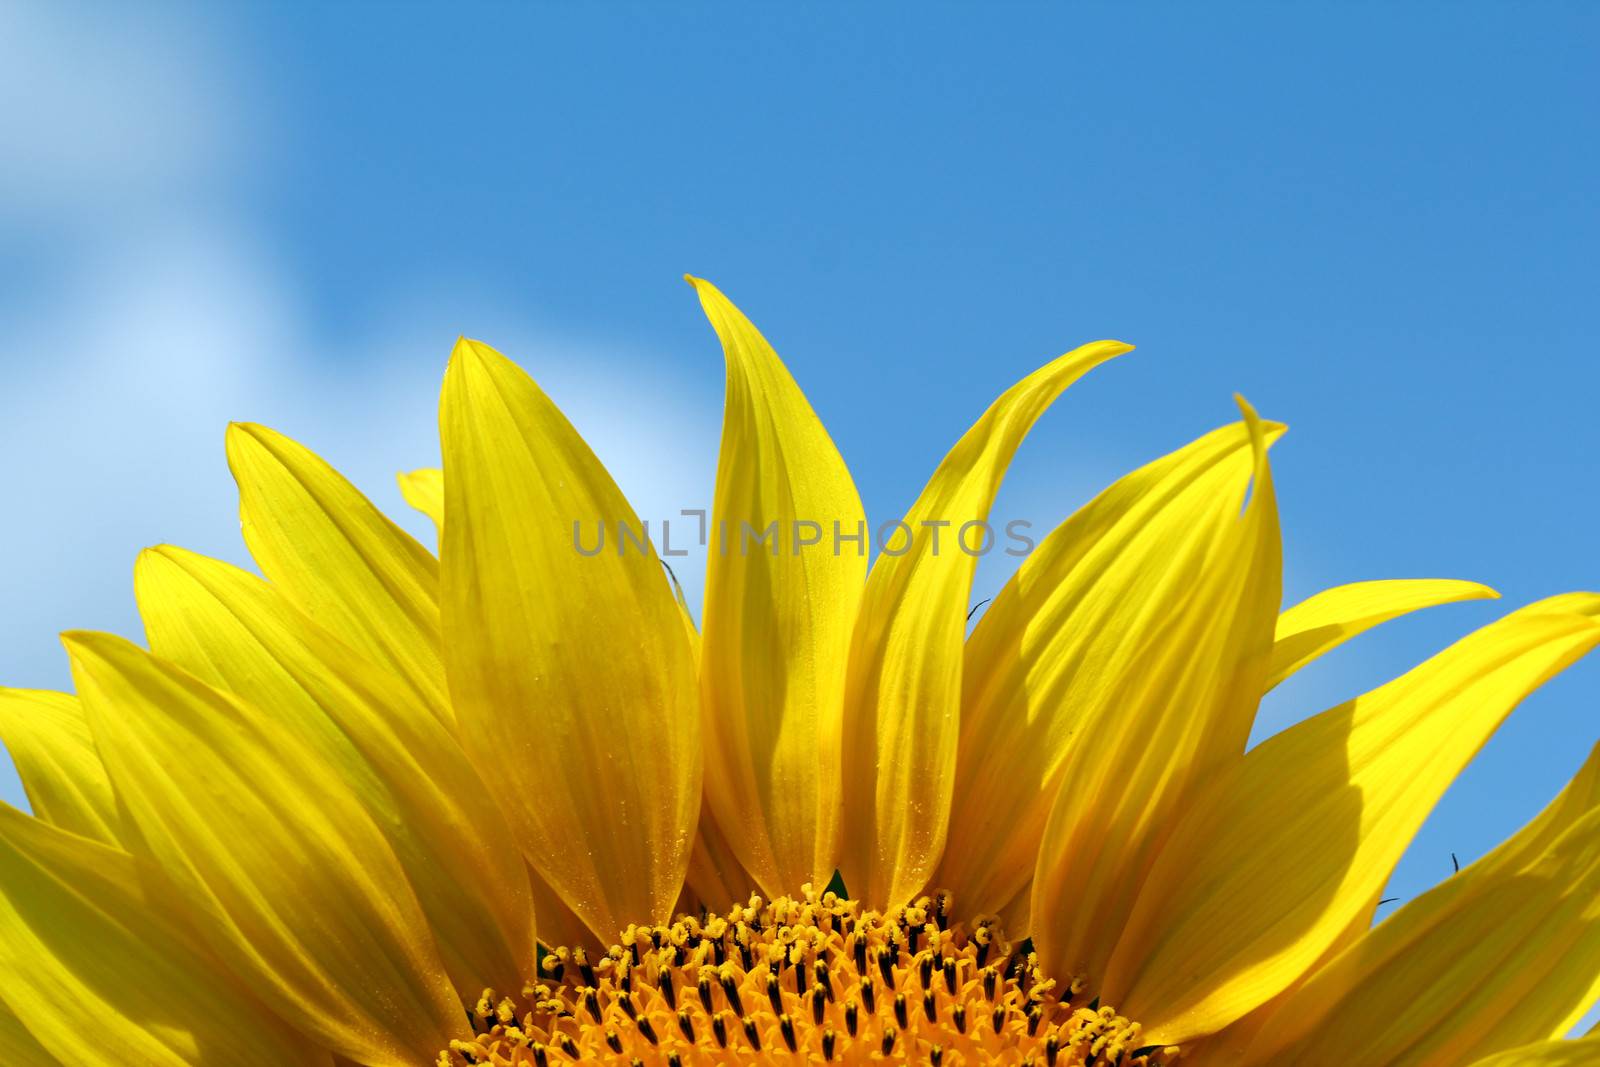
441,888 -> 1174,1065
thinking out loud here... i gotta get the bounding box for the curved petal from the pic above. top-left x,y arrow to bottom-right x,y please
1468,1037 -> 1600,1067
839,339 -> 1131,908
395,460 -> 677,953
1268,578 -> 1499,689
1237,742 -> 1600,1066
690,277 -> 867,899
440,338 -> 700,941
397,467 -> 445,543
1511,592 -> 1600,620
226,422 -> 451,727
1031,397 -> 1281,986
940,418 -> 1277,925
1178,891 -> 1386,1067
1102,599 -> 1600,1045
135,545 -> 536,1000
0,688 -> 123,845
64,631 -> 464,1066
0,804 -> 330,1066
664,531 -> 763,915
0,1003 -> 51,1067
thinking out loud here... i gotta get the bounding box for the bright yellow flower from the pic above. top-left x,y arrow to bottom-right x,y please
1,278 -> 1598,1067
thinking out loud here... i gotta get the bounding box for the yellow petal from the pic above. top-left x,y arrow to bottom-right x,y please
1268,578 -> 1499,689
1468,1037 -> 1600,1067
1180,893 -> 1386,1067
397,458 -> 710,937
839,339 -> 1130,909
940,418 -> 1276,926
0,1002 -> 51,1066
1237,742 -> 1600,1066
410,455 -> 701,690
525,860 -> 598,952
0,688 -> 124,845
659,528 -> 761,915
690,277 -> 868,899
683,804 -> 762,913
404,465 -> 700,663
1030,398 -> 1282,986
135,544 -> 536,1000
398,466 -> 445,542
440,337 -> 701,941
1508,591 -> 1600,620
1103,601 -> 1600,1045
664,560 -> 701,659
226,422 -> 451,727
64,631 -> 464,1065
0,803 -> 330,1066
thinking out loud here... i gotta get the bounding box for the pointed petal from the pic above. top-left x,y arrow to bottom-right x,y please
1268,578 -> 1499,689
1103,600 -> 1600,1045
136,545 -> 536,1000
1506,592 -> 1600,625
397,467 -> 445,542
1468,1037 -> 1600,1067
0,688 -> 123,845
440,338 -> 701,940
940,419 -> 1275,924
1237,742 -> 1600,1066
0,804 -> 330,1066
64,631 -> 464,1065
839,340 -> 1130,908
408,465 -> 699,676
226,422 -> 451,727
402,461 -> 704,936
1030,398 -> 1282,985
689,277 -> 867,899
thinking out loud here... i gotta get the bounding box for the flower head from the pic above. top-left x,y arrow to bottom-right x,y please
2,279 -> 1597,1066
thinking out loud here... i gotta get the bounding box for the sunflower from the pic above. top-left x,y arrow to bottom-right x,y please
1,278 -> 1597,1067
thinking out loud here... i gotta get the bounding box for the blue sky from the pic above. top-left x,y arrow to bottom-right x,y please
1,3 -> 1597,924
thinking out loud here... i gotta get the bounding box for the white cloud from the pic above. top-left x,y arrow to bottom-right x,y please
0,220 -> 717,805
0,4 -> 716,808
0,3 -> 250,229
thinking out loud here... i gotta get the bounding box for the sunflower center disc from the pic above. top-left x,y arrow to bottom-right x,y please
439,889 -> 1173,1065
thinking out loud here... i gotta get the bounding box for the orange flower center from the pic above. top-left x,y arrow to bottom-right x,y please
439,890 -> 1172,1066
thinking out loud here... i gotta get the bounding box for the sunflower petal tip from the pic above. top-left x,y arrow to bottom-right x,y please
59,630 -> 144,668
448,337 -> 510,380
56,629 -> 101,659
684,274 -> 726,307
449,335 -> 488,361
1230,395 -> 1290,439
223,421 -> 282,459
134,543 -> 188,569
